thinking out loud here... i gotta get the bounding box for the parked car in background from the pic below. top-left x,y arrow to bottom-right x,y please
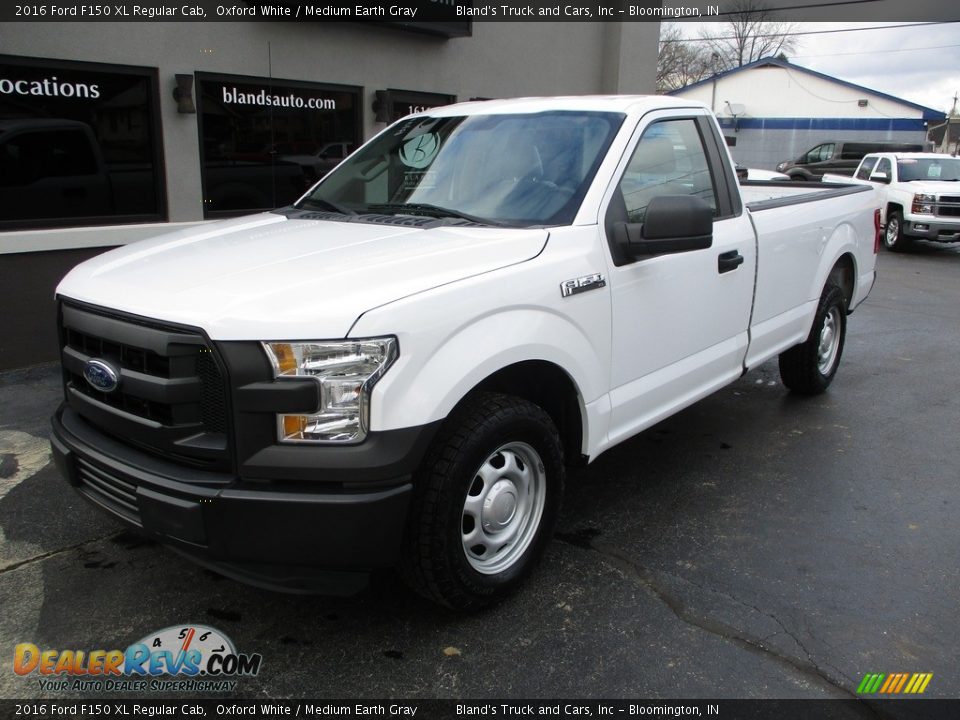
777,140 -> 925,181
278,141 -> 357,183
827,152 -> 960,251
735,165 -> 790,182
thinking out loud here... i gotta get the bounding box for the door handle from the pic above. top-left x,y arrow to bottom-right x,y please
718,250 -> 744,273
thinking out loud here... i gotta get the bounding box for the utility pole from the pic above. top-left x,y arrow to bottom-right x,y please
709,52 -> 720,112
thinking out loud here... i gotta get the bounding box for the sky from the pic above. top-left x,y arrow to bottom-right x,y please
675,21 -> 960,115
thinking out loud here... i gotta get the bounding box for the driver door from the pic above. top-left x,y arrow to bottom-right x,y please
603,111 -> 756,446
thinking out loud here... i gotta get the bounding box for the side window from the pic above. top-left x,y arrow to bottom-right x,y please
872,158 -> 891,179
619,118 -> 718,224
804,144 -> 827,163
812,143 -> 834,162
856,157 -> 878,180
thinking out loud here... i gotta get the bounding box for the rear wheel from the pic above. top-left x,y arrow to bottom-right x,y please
883,210 -> 913,252
778,281 -> 847,395
401,392 -> 564,610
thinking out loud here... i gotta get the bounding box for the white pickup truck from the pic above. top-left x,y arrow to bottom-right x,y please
51,96 -> 880,609
825,152 -> 960,251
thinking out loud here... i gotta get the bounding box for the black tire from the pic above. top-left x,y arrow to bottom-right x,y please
401,392 -> 564,610
778,281 -> 847,395
883,210 -> 913,252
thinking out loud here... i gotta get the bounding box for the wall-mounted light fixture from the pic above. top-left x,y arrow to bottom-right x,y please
173,74 -> 196,114
858,99 -> 869,108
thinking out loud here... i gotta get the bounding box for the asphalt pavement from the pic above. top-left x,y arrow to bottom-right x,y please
1,244 -> 958,702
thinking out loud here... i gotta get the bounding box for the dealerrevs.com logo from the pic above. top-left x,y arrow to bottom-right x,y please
14,625 -> 262,693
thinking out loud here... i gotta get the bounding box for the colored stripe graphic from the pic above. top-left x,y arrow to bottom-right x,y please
857,672 -> 932,694
857,674 -> 882,693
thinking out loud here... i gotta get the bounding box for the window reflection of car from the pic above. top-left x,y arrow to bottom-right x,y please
277,141 -> 356,183
199,138 -> 312,214
203,158 -> 310,214
0,118 -> 116,221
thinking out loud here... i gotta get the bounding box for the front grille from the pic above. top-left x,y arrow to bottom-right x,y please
59,302 -> 231,470
76,456 -> 141,525
937,196 -> 960,218
198,350 -> 228,433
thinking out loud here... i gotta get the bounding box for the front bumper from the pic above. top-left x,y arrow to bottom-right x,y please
51,404 -> 437,593
904,219 -> 960,243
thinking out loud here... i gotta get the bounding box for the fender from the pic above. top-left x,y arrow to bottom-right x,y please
814,221 -> 860,293
350,224 -> 613,454
798,219 -> 864,338
363,306 -> 607,446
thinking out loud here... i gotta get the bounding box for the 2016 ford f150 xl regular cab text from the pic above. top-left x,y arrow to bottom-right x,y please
50,97 -> 880,609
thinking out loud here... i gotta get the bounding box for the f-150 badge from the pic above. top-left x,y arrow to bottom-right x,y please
560,274 -> 606,298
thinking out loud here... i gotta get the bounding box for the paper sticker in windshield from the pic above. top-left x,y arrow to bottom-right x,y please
928,165 -> 942,178
399,133 -> 441,169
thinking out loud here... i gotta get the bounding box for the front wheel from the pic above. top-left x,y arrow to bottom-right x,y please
778,281 -> 847,395
883,210 -> 913,252
401,392 -> 564,610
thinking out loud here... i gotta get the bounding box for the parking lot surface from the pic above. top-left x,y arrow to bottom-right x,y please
1,245 -> 958,700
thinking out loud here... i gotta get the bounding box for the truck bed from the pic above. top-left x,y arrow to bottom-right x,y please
740,180 -> 873,211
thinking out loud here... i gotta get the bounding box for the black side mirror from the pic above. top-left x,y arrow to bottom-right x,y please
613,195 -> 714,258
871,171 -> 890,184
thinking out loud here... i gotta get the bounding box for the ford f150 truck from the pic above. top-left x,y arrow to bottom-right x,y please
825,152 -> 960,251
51,96 -> 880,609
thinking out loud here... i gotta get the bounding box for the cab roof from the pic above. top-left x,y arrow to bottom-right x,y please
866,152 -> 958,161
424,95 -> 709,117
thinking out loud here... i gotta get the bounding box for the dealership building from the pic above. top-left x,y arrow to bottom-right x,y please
0,19 -> 659,370
670,57 -> 944,171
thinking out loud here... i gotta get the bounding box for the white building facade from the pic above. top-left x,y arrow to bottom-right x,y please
671,58 -> 943,170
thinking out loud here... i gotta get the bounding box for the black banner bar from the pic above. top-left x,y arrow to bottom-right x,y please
2,699 -> 960,720
4,0 -> 960,23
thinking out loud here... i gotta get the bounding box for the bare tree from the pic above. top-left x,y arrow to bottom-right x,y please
657,23 -> 714,94
699,0 -> 798,70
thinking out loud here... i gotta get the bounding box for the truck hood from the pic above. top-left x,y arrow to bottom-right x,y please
901,181 -> 960,194
57,212 -> 548,339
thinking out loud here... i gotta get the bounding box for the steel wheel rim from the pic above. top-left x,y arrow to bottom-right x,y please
885,217 -> 899,246
817,306 -> 842,374
461,441 -> 547,575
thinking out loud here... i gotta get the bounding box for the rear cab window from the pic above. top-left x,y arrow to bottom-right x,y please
856,156 -> 878,180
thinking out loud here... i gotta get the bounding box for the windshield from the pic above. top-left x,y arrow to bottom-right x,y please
295,111 -> 624,227
897,157 -> 960,182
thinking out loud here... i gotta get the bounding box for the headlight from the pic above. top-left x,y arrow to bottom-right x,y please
912,193 -> 935,215
263,338 -> 398,444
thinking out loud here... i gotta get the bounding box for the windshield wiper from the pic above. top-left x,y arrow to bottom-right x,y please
366,203 -> 506,227
297,197 -> 356,215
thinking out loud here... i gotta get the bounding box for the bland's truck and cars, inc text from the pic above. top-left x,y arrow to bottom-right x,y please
50,96 -> 880,609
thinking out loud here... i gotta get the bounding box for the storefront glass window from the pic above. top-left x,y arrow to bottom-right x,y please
0,55 -> 164,229
196,73 -> 361,218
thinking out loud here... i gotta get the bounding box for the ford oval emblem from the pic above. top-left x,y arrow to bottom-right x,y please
83,359 -> 121,394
